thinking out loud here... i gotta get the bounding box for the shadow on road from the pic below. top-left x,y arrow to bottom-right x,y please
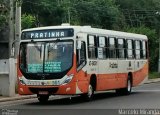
25,91 -> 140,106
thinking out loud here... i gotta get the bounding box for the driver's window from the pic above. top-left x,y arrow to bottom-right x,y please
76,41 -> 86,71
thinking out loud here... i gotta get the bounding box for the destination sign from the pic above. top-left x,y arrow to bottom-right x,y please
21,28 -> 74,39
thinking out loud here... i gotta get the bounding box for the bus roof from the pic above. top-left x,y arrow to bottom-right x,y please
22,24 -> 148,40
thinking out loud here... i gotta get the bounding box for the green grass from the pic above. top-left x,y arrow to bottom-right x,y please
149,72 -> 160,79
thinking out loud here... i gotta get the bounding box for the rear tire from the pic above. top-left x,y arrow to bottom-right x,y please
116,76 -> 132,95
38,95 -> 49,103
125,77 -> 132,94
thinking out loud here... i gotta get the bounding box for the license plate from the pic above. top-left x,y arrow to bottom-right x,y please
39,91 -> 49,95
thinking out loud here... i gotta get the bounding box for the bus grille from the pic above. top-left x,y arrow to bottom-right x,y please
29,87 -> 59,94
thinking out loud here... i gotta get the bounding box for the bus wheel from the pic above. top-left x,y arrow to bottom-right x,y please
38,95 -> 49,103
125,76 -> 132,94
116,76 -> 132,95
82,84 -> 94,101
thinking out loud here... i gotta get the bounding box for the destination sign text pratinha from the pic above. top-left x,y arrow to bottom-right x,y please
22,29 -> 74,39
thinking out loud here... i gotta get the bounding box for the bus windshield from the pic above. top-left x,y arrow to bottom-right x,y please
20,41 -> 73,74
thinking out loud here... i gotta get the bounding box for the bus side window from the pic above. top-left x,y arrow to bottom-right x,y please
76,41 -> 86,70
141,41 -> 147,59
97,36 -> 107,59
135,40 -> 141,59
117,38 -> 125,59
127,39 -> 134,59
145,41 -> 148,59
109,37 -> 116,59
87,35 -> 97,59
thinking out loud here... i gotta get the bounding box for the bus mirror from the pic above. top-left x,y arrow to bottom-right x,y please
77,41 -> 82,49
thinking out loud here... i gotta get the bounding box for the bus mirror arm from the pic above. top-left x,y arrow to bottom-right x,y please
12,39 -> 19,48
11,39 -> 19,57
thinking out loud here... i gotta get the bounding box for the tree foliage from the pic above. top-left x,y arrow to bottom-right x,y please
0,0 -> 159,71
20,0 -> 160,72
0,0 -> 9,30
115,0 -> 160,29
123,26 -> 158,71
22,0 -> 126,29
21,14 -> 36,29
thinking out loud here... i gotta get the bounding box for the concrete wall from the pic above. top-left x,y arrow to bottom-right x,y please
0,27 -> 9,59
0,74 -> 9,96
0,43 -> 9,59
0,20 -> 15,96
0,59 -> 9,96
0,59 -> 9,74
0,59 -> 16,96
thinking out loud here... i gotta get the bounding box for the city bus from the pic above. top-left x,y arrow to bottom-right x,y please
17,24 -> 148,103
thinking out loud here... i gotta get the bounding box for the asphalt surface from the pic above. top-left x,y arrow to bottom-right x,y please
1,82 -> 160,115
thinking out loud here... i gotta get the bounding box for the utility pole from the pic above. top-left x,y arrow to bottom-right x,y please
68,8 -> 70,24
158,25 -> 160,73
158,28 -> 160,73
8,0 -> 16,96
15,0 -> 21,58
9,0 -> 14,58
156,11 -> 160,73
67,0 -> 71,24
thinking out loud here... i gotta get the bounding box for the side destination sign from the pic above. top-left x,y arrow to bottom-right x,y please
21,28 -> 74,39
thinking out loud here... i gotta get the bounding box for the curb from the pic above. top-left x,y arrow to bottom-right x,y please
0,95 -> 36,102
144,78 -> 160,84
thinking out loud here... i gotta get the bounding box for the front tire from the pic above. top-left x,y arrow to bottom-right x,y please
81,84 -> 94,101
38,95 -> 49,103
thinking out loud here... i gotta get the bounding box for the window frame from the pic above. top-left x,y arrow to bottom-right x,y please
87,35 -> 97,59
135,40 -> 141,59
141,40 -> 147,59
117,38 -> 126,59
108,37 -> 117,59
126,39 -> 135,59
76,41 -> 87,71
97,36 -> 108,59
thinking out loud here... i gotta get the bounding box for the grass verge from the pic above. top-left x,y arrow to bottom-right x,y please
149,72 -> 160,79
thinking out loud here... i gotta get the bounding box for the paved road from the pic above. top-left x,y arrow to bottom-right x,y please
1,82 -> 160,115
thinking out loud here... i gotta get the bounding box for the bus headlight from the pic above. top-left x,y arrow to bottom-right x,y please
19,78 -> 26,85
62,74 -> 74,85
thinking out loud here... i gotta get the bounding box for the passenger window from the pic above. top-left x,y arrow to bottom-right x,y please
109,37 -> 116,58
135,40 -> 141,59
99,36 -> 106,47
97,36 -> 107,59
117,39 -> 125,59
141,41 -> 147,59
127,40 -> 134,59
88,35 -> 95,46
88,35 -> 97,59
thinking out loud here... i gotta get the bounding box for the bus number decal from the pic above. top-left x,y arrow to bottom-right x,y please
109,62 -> 118,68
89,61 -> 97,66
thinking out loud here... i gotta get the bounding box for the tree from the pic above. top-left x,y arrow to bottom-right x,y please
21,14 -> 36,29
21,0 -> 125,29
21,0 -> 160,72
0,0 -> 9,30
124,26 -> 158,71
115,0 -> 160,29
22,0 -> 65,26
